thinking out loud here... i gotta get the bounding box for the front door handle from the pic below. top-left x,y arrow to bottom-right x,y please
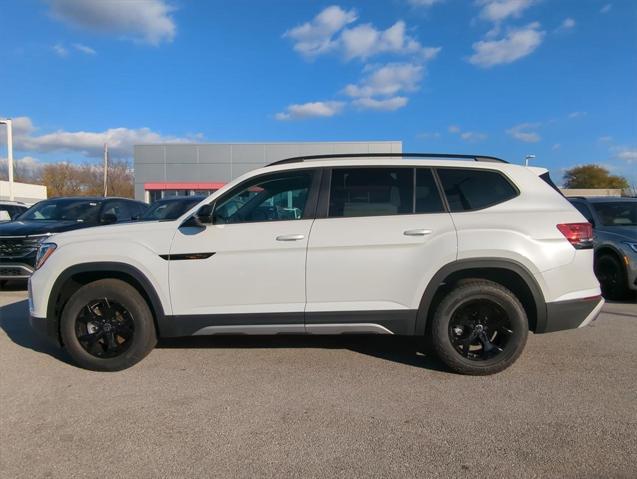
276,234 -> 305,241
404,229 -> 432,236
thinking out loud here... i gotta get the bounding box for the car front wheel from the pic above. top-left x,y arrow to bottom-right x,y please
60,279 -> 157,371
430,280 -> 528,375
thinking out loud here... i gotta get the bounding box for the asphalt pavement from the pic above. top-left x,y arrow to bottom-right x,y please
1,282 -> 636,478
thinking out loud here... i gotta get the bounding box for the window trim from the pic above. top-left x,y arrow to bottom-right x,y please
316,166 -> 449,220
203,168 -> 322,226
434,166 -> 520,213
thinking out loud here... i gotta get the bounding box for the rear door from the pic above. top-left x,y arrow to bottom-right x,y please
305,166 -> 457,334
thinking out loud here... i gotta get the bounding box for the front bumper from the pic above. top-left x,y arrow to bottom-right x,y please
0,262 -> 35,280
538,296 -> 605,333
29,314 -> 61,346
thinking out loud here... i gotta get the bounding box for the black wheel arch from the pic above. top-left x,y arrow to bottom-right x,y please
416,259 -> 547,336
47,262 -> 167,344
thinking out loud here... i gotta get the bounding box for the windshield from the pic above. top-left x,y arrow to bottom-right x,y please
17,199 -> 103,223
592,201 -> 637,227
141,198 -> 202,221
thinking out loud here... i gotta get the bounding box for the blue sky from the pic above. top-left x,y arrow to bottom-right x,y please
1,0 -> 636,185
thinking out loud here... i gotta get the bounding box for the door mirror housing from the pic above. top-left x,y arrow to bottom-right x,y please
195,204 -> 214,225
101,213 -> 118,224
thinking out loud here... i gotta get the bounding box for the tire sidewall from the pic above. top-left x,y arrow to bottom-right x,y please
60,280 -> 156,371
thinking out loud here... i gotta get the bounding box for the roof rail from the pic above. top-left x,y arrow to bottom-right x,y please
267,152 -> 508,167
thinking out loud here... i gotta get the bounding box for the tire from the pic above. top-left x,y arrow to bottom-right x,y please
60,279 -> 157,371
595,254 -> 628,300
430,280 -> 528,375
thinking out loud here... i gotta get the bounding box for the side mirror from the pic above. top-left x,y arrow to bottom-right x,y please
101,213 -> 118,224
195,204 -> 214,225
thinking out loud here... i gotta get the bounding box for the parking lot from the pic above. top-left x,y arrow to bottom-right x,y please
0,282 -> 635,478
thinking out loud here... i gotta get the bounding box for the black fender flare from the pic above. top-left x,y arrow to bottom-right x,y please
47,262 -> 167,337
415,258 -> 547,335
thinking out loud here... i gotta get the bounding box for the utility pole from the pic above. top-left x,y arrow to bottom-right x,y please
103,143 -> 108,197
0,119 -> 14,201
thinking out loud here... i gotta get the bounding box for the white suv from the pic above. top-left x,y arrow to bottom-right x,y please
28,154 -> 604,374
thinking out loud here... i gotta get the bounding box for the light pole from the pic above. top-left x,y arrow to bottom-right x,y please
0,119 -> 14,201
524,154 -> 536,167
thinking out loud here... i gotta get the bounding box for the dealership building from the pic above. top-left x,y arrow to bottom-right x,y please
133,141 -> 402,202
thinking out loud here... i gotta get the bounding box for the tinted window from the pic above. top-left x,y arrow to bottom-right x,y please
416,169 -> 445,213
142,198 -> 202,221
571,201 -> 594,223
214,170 -> 313,224
437,168 -> 517,212
128,201 -> 148,219
591,202 -> 637,226
102,200 -> 132,221
329,168 -> 413,218
18,199 -> 102,222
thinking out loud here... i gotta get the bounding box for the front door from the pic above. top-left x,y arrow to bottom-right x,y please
168,168 -> 319,334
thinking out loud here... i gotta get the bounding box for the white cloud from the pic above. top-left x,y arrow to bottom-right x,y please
48,0 -> 176,45
568,111 -> 586,119
448,125 -> 487,142
614,147 -> 637,163
469,22 -> 544,67
598,136 -> 613,143
408,0 -> 444,6
284,5 -> 358,58
417,131 -> 441,139
507,122 -> 541,142
73,43 -> 96,55
560,18 -> 576,30
352,96 -> 408,111
53,43 -> 68,57
460,131 -> 487,142
344,63 -> 423,98
0,156 -> 43,179
552,143 -> 561,150
476,0 -> 537,23
275,101 -> 345,120
600,4 -> 612,14
0,116 -> 196,158
340,21 -> 440,61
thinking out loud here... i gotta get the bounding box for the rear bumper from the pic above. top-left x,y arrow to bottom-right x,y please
537,296 -> 605,333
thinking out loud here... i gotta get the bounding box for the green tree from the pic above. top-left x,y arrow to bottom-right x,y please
563,164 -> 629,189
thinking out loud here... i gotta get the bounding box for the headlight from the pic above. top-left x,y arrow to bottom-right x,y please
624,242 -> 637,254
35,243 -> 57,270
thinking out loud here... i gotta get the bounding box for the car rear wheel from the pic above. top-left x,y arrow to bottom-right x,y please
60,279 -> 157,371
595,253 -> 628,300
430,280 -> 528,375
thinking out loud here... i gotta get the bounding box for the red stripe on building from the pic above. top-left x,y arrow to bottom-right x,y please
144,182 -> 226,190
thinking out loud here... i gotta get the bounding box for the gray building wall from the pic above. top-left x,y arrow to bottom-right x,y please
133,141 -> 402,201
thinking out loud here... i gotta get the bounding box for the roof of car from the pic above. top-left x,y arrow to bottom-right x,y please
44,196 -> 145,202
0,200 -> 27,205
568,196 -> 636,203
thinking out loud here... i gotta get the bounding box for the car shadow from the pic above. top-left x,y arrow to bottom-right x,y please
0,279 -> 28,291
158,335 -> 448,372
0,299 -> 73,365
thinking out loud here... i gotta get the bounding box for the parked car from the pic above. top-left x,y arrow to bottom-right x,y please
568,196 -> 637,299
0,196 -> 147,284
28,153 -> 603,374
0,200 -> 28,223
141,195 -> 206,221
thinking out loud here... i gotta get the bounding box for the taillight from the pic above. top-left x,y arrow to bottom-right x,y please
557,223 -> 593,249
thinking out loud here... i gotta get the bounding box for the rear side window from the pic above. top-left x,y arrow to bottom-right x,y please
437,168 -> 518,212
416,169 -> 445,213
329,168 -> 413,218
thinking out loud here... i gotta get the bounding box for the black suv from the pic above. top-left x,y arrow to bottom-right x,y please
0,197 -> 147,284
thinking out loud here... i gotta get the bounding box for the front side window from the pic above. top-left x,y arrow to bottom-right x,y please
214,170 -> 313,224
437,168 -> 518,212
329,167 -> 413,218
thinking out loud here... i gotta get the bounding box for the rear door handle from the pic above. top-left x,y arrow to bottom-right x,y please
276,234 -> 305,241
403,229 -> 432,236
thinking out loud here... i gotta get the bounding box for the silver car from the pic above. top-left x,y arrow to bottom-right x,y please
569,197 -> 637,300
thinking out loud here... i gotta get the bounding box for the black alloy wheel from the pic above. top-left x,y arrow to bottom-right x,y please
448,299 -> 513,361
75,299 -> 135,358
